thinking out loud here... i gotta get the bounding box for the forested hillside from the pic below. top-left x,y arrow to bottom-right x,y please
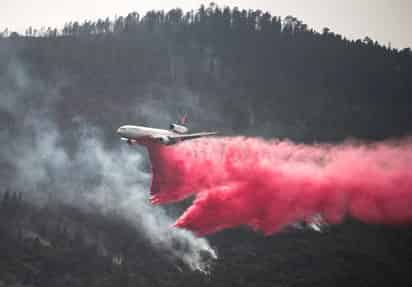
2,3 -> 411,140
1,4 -> 411,286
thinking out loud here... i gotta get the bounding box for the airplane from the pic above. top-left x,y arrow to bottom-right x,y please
116,114 -> 218,145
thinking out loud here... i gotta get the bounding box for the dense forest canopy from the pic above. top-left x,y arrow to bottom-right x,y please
1,3 -> 411,141
1,3 -> 412,287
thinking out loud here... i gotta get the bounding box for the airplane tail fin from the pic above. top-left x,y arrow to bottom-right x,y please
178,112 -> 188,125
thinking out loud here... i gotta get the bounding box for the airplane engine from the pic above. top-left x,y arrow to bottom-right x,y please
157,136 -> 172,145
170,123 -> 188,134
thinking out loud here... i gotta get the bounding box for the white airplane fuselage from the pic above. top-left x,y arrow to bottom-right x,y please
117,125 -> 217,145
118,125 -> 174,138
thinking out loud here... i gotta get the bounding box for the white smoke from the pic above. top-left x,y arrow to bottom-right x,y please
0,57 -> 217,273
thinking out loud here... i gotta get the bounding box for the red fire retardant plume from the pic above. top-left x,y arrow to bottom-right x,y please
144,137 -> 412,236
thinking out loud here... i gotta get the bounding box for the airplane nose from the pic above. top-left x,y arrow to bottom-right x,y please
117,127 -> 122,134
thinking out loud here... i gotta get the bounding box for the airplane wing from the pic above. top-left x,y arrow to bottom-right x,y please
169,132 -> 218,141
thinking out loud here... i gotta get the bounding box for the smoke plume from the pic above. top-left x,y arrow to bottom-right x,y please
145,137 -> 412,236
0,58 -> 217,272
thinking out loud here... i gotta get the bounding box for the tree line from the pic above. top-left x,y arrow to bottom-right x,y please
1,4 -> 412,285
4,3 -> 410,141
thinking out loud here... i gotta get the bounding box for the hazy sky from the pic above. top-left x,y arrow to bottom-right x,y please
1,0 -> 411,48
